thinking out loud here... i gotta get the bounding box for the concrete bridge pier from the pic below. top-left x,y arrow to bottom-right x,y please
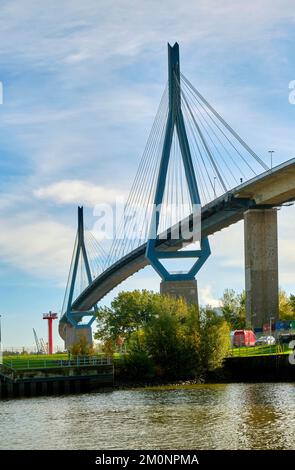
65,325 -> 93,351
244,208 -> 279,329
160,279 -> 199,306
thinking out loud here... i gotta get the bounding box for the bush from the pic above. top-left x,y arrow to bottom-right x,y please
70,336 -> 94,356
123,350 -> 155,380
95,289 -> 232,382
200,316 -> 231,371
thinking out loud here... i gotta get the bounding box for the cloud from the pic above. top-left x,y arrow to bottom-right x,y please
34,180 -> 126,207
0,0 -> 294,295
0,1 -> 295,68
199,285 -> 221,308
1,0 -> 295,184
0,212 -> 74,281
1,0 -> 295,350
0,191 -> 31,211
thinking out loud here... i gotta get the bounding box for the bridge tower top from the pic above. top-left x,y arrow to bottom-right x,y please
145,43 -> 211,281
63,206 -> 97,330
168,42 -> 180,115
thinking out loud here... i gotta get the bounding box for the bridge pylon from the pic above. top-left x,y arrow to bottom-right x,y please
146,43 -> 210,304
62,206 -> 97,350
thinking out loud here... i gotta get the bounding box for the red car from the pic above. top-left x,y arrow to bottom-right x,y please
233,330 -> 256,347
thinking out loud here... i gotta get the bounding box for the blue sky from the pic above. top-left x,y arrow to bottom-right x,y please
0,0 -> 295,348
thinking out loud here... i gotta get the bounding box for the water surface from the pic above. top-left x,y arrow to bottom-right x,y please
0,383 -> 294,449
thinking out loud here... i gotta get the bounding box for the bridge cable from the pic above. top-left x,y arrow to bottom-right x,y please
180,72 -> 269,171
180,77 -> 254,178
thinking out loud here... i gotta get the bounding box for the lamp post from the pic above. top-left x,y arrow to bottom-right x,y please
251,312 -> 256,331
213,176 -> 217,199
269,316 -> 275,352
268,150 -> 275,169
269,316 -> 274,336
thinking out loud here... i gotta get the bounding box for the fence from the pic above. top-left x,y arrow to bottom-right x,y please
2,355 -> 112,370
1,346 -> 63,355
229,343 -> 292,358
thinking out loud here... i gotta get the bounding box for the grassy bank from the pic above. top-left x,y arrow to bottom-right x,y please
229,343 -> 292,357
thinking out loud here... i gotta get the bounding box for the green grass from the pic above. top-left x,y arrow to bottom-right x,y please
4,353 -> 68,361
229,343 -> 292,357
2,346 -> 291,371
3,354 -> 66,370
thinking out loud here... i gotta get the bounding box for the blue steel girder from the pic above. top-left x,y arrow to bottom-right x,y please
66,206 -> 97,327
145,42 -> 210,281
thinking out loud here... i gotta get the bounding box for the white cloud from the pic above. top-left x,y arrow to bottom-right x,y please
0,212 -> 74,281
34,180 -> 126,207
0,191 -> 31,211
199,285 -> 221,308
0,0 -> 294,297
0,1 -> 295,68
1,0 -> 295,183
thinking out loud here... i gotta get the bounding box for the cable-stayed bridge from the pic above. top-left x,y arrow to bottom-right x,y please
59,43 -> 295,348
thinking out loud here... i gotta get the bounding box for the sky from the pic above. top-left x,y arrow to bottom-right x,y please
0,0 -> 295,349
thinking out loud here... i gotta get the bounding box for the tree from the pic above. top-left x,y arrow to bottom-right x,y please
289,294 -> 295,315
95,290 -> 159,346
279,288 -> 294,320
123,330 -> 155,380
199,307 -> 231,371
95,289 -> 231,381
220,289 -> 246,330
142,296 -> 201,379
70,336 -> 94,356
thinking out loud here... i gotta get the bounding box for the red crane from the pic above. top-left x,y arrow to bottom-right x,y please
42,311 -> 58,354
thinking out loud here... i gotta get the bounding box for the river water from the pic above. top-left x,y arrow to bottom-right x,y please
0,383 -> 294,449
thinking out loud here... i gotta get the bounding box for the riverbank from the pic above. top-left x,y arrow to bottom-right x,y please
0,357 -> 114,399
114,352 -> 295,389
1,351 -> 294,399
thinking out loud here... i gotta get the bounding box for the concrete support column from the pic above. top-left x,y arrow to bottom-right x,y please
65,325 -> 93,351
244,208 -> 279,329
160,279 -> 199,306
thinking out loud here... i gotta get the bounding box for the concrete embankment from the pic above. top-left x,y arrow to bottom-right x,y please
0,361 -> 114,399
223,353 -> 295,381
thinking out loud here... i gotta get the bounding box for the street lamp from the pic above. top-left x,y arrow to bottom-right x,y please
268,150 -> 275,169
269,316 -> 274,336
269,316 -> 275,352
251,312 -> 256,331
